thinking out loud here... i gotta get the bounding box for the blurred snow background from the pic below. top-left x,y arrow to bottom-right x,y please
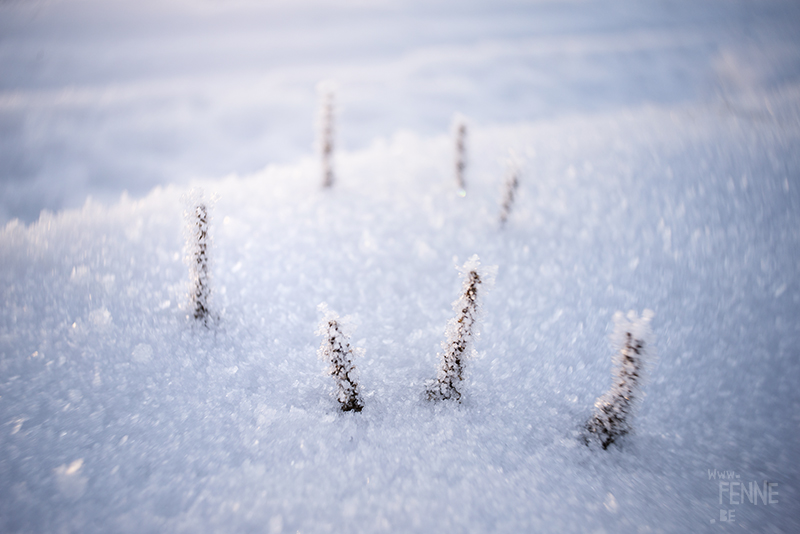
1,0 -> 799,533
2,0 -> 799,223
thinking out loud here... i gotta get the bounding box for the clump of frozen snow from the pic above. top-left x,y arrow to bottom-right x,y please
131,343 -> 154,363
53,459 -> 87,500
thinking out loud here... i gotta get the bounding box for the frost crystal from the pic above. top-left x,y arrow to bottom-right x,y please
427,255 -> 496,402
584,310 -> 655,449
317,306 -> 364,412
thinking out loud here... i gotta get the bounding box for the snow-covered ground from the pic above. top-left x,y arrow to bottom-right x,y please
1,0 -> 800,532
3,0 -> 800,223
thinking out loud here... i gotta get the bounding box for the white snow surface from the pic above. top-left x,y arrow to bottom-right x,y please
2,0 -> 800,532
3,0 -> 800,222
2,90 -> 799,532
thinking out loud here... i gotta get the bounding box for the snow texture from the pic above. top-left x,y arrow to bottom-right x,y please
1,94 -> 799,533
3,0 -> 800,224
0,95 -> 800,532
584,309 -> 654,450
0,1 -> 799,532
316,305 -> 364,412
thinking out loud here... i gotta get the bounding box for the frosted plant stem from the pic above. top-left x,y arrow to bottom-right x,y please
584,310 -> 654,449
427,255 -> 494,402
499,163 -> 519,226
317,309 -> 364,412
189,202 -> 212,325
319,85 -> 335,188
454,118 -> 467,193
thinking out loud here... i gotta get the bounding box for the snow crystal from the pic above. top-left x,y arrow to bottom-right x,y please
132,343 -> 154,363
53,459 -> 88,500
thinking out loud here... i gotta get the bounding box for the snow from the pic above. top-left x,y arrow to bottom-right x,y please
1,0 -> 800,532
3,0 -> 800,222
2,93 -> 799,532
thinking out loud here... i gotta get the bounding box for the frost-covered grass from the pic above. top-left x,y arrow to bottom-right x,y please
1,90 -> 799,532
